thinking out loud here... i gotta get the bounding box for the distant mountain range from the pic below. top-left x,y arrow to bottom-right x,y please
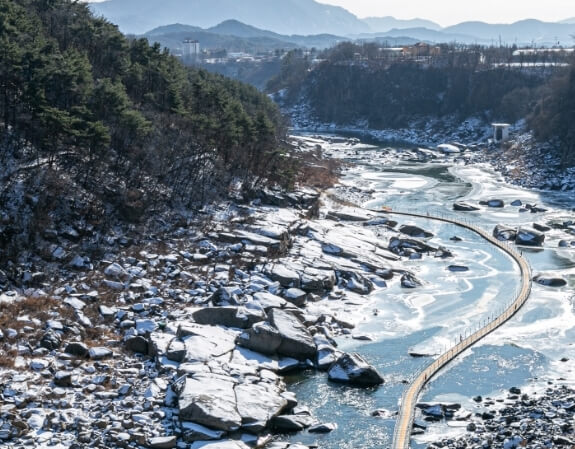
90,0 -> 367,36
143,21 -> 345,52
362,16 -> 441,32
443,19 -> 575,45
90,0 -> 575,46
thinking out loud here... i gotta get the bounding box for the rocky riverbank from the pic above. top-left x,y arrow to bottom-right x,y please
289,108 -> 575,193
419,383 -> 575,449
0,137 -> 448,449
1,132 -> 573,449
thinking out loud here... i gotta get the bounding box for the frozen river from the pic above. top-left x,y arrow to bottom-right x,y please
285,135 -> 575,449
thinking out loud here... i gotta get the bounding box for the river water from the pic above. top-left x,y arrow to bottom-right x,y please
285,135 -> 575,449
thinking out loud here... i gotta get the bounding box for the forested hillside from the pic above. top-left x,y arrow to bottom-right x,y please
529,63 -> 575,166
269,43 -> 575,166
0,0 -> 292,259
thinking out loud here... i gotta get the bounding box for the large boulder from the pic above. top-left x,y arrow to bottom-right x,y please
125,335 -> 150,354
235,382 -> 288,432
268,309 -> 316,360
327,352 -> 384,387
180,422 -> 224,443
166,339 -> 186,362
300,267 -> 336,293
252,292 -> 290,311
515,228 -> 545,246
399,225 -> 433,238
188,441 -> 250,449
283,288 -> 308,307
453,202 -> 480,212
178,375 -> 242,431
389,237 -> 436,256
316,345 -> 341,371
236,322 -> 282,355
493,225 -> 517,241
177,324 -> 238,362
401,273 -> 422,288
533,223 -> 551,232
337,270 -> 374,294
266,264 -> 300,288
533,274 -> 567,287
270,414 -> 316,432
191,306 -> 265,329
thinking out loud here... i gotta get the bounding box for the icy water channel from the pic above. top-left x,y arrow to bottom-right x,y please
285,135 -> 575,449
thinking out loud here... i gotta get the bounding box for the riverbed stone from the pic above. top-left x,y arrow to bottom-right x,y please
189,440 -> 250,449
266,265 -> 300,288
252,291 -> 290,311
493,224 -> 517,241
125,335 -> 150,354
453,202 -> 480,211
515,228 -> 545,246
389,237 -> 436,256
283,288 -> 307,307
235,382 -> 288,431
327,352 -> 384,386
300,267 -> 336,292
181,422 -> 224,442
89,347 -> 113,360
270,414 -> 315,432
178,375 -> 242,431
236,322 -> 282,355
447,265 -> 469,272
192,306 -> 266,329
308,422 -> 337,433
399,224 -> 433,238
64,342 -> 89,357
533,223 -> 551,232
401,273 -> 422,288
268,308 -> 316,360
533,274 -> 567,287
147,436 -> 177,449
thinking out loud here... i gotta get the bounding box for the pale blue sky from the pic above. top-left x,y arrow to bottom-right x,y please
85,0 -> 574,27
319,0 -> 574,26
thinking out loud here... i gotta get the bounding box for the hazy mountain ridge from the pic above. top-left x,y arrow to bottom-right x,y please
444,19 -> 575,45
92,0 -> 575,46
354,27 -> 476,44
362,16 -> 442,32
143,21 -> 344,52
90,0 -> 368,35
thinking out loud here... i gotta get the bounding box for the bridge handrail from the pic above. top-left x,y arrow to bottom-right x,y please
381,209 -> 533,449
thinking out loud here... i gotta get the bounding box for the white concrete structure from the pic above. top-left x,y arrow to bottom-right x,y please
492,123 -> 510,143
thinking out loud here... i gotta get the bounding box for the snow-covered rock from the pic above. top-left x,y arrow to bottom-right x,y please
268,309 -> 316,360
327,352 -> 384,386
178,375 -> 242,431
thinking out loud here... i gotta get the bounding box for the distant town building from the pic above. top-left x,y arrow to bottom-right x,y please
402,42 -> 441,58
378,47 -> 404,59
182,39 -> 200,61
492,123 -> 510,143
